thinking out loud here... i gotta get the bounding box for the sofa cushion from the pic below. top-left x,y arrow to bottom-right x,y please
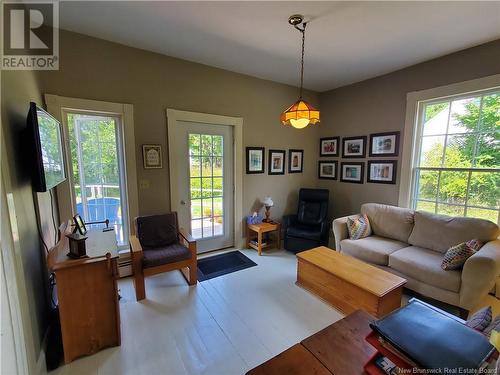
287,224 -> 322,242
408,211 -> 500,254
361,203 -> 415,243
142,243 -> 191,268
389,246 -> 461,293
340,235 -> 408,266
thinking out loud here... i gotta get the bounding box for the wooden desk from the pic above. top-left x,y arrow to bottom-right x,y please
246,310 -> 376,374
246,222 -> 281,255
297,246 -> 406,318
48,228 -> 121,363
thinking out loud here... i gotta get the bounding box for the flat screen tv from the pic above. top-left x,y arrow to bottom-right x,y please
27,102 -> 66,192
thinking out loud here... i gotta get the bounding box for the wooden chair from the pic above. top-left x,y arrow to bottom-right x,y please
129,212 -> 197,301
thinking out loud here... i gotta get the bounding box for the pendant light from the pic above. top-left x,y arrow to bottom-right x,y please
281,14 -> 320,129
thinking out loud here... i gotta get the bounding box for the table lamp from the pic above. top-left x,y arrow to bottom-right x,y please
262,196 -> 274,222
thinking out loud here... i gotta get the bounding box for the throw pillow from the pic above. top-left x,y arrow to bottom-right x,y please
441,239 -> 483,270
347,214 -> 372,240
466,306 -> 492,332
484,315 -> 500,336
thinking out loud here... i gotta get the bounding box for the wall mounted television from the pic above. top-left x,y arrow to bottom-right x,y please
27,102 -> 66,192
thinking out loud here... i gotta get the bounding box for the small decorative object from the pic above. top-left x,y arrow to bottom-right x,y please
288,149 -> 304,173
318,160 -> 337,180
367,160 -> 397,184
66,232 -> 88,258
142,144 -> 163,169
268,149 -> 286,175
246,212 -> 263,225
320,137 -> 339,157
262,196 -> 274,222
246,147 -> 265,174
340,162 -> 364,183
73,214 -> 87,235
369,131 -> 400,157
342,136 -> 367,158
280,15 -> 320,129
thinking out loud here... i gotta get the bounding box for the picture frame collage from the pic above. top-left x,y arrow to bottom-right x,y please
246,147 -> 304,175
318,132 -> 400,184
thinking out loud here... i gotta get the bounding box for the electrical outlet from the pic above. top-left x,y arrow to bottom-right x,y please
139,179 -> 150,189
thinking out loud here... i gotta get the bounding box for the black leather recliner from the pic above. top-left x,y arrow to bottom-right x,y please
283,188 -> 330,254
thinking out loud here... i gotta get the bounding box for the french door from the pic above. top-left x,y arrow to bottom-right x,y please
173,121 -> 234,253
65,112 -> 129,248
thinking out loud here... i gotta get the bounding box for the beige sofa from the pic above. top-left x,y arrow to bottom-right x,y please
333,203 -> 500,311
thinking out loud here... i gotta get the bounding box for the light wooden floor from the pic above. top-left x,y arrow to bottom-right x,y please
50,249 -> 343,375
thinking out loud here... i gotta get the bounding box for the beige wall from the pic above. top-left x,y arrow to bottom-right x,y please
38,30 -> 321,231
1,69 -> 54,370
319,39 -> 500,221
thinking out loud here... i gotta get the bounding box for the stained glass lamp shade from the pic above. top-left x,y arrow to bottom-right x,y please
280,99 -> 320,129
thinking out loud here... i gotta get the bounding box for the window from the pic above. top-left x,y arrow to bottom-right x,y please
410,90 -> 499,223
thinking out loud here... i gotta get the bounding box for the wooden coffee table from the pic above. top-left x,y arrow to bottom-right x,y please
296,246 -> 406,318
247,310 -> 376,375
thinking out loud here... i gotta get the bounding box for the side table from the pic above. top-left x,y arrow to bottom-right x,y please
246,222 -> 281,255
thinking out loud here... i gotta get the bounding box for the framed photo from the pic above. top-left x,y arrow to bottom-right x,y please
340,162 -> 364,184
246,147 -> 265,174
342,136 -> 367,158
268,149 -> 285,175
369,131 -> 400,157
318,161 -> 338,180
288,149 -> 304,173
142,144 -> 163,169
73,214 -> 87,235
367,160 -> 397,184
320,137 -> 340,157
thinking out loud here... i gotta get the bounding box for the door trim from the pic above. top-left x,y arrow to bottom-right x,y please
166,109 -> 244,248
45,94 -> 139,237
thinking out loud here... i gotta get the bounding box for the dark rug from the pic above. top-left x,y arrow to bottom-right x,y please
197,251 -> 257,281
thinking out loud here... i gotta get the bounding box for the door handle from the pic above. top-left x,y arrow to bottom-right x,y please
180,200 -> 186,205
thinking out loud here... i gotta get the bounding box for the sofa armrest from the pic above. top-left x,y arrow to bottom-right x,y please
460,239 -> 500,310
332,214 -> 360,251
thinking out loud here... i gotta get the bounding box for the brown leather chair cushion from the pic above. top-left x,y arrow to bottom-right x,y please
142,243 -> 192,268
136,213 -> 179,249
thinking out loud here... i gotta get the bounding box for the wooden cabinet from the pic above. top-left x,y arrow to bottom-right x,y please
48,228 -> 121,363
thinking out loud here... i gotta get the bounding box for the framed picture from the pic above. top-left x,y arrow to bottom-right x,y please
142,144 -> 163,169
369,131 -> 400,157
320,137 -> 340,157
318,161 -> 338,180
268,149 -> 285,175
288,149 -> 304,173
342,136 -> 367,158
73,214 -> 87,235
246,147 -> 265,174
367,160 -> 397,184
340,162 -> 364,184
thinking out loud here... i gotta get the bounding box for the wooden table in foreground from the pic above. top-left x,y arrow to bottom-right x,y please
247,310 -> 376,375
296,246 -> 407,318
246,222 -> 281,255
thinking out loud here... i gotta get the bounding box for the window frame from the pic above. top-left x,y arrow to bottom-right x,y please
399,74 -> 500,223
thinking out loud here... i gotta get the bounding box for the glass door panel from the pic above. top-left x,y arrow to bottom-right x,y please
189,133 -> 224,239
67,113 -> 128,247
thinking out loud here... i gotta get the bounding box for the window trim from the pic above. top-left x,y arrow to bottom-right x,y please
45,94 -> 139,242
398,74 -> 500,211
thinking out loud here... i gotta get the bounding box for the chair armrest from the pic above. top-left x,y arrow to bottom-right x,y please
179,228 -> 197,257
178,228 -> 195,244
460,239 -> 500,310
129,234 -> 143,253
332,214 -> 358,251
282,214 -> 297,231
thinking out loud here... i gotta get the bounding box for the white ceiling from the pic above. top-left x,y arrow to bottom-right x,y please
59,1 -> 500,92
